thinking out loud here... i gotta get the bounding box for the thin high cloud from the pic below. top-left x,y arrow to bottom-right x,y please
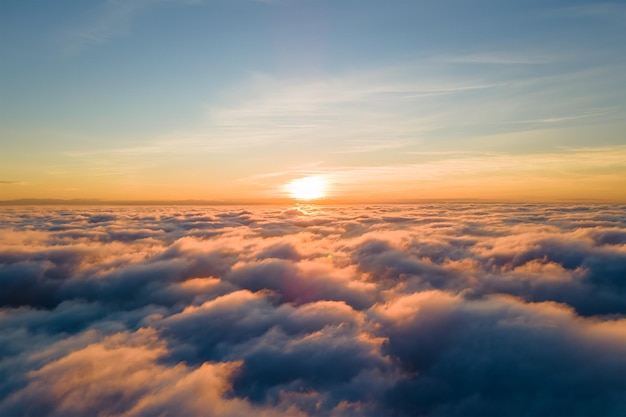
197,58 -> 624,150
545,2 -> 626,23
62,55 -> 625,179
1,204 -> 626,416
63,0 -> 278,52
237,145 -> 626,201
64,0 -> 173,52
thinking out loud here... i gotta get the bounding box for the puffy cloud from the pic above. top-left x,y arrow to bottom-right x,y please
2,329 -> 296,417
1,204 -> 626,416
374,291 -> 626,416
226,260 -> 376,309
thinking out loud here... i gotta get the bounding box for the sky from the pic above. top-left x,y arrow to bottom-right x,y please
1,0 -> 625,202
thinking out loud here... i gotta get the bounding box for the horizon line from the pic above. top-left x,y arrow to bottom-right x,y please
0,197 -> 623,206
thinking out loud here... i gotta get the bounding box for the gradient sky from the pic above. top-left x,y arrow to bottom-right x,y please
1,0 -> 625,202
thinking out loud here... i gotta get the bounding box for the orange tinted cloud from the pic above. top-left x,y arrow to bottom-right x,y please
2,204 -> 626,416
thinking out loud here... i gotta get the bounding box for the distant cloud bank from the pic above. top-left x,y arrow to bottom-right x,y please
1,204 -> 625,416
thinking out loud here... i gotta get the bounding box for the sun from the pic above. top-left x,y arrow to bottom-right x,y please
285,175 -> 327,200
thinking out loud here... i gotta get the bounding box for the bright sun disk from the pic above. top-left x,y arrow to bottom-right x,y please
286,175 -> 327,200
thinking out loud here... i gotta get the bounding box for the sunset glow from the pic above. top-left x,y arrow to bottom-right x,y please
0,0 -> 624,203
285,176 -> 328,200
1,1 -> 625,416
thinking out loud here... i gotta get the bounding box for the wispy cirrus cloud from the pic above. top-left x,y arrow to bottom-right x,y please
57,65 -> 503,163
236,145 -> 626,201
63,0 -> 173,52
126,59 -> 624,153
545,2 -> 626,23
54,41 -> 624,166
202,70 -> 500,147
43,47 -> 624,201
63,0 -> 277,52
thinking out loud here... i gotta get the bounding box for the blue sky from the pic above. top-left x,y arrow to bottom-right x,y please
1,0 -> 625,201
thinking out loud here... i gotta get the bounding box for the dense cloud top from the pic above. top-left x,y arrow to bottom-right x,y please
1,204 -> 625,416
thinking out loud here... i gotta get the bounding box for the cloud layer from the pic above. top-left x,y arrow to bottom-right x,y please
1,204 -> 625,416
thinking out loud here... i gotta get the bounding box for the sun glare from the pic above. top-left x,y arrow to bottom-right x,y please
286,175 -> 327,200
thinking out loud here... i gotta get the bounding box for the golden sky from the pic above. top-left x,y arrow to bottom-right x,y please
1,0 -> 625,203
